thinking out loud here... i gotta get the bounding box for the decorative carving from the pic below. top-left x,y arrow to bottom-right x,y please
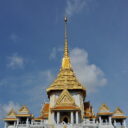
19,106 -> 30,113
99,104 -> 110,112
114,107 -> 124,115
7,109 -> 16,116
56,89 -> 75,106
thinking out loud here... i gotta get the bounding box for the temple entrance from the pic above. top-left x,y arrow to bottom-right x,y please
63,116 -> 68,123
61,115 -> 70,123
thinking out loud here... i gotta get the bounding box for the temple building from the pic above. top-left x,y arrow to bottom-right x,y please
4,17 -> 127,128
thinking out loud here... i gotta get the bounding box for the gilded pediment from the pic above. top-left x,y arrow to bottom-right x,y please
114,107 -> 124,115
8,109 -> 16,116
56,89 -> 75,106
99,104 -> 110,113
19,106 -> 30,113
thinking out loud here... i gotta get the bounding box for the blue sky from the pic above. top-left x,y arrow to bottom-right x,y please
0,0 -> 128,126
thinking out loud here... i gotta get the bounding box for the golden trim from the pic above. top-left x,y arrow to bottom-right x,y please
19,105 -> 30,113
114,107 -> 124,115
16,114 -> 32,117
7,109 -> 16,116
56,89 -> 75,106
4,118 -> 17,121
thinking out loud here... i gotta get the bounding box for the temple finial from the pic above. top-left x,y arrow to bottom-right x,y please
64,16 -> 69,57
61,17 -> 71,69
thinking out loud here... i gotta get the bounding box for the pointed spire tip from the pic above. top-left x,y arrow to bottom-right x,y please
64,16 -> 67,22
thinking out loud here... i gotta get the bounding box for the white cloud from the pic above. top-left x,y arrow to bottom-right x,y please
70,48 -> 107,93
43,70 -> 55,82
49,47 -> 63,59
65,0 -> 97,17
7,53 -> 25,69
49,48 -> 57,59
0,69 -> 54,119
65,0 -> 87,17
10,33 -> 20,43
1,101 -> 20,114
0,101 -> 20,126
49,47 -> 107,93
25,70 -> 54,103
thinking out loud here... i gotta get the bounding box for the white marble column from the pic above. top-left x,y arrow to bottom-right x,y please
57,112 -> 60,124
26,118 -> 29,127
52,112 -> 55,123
16,118 -> 19,127
123,120 -> 126,128
71,112 -> 74,124
109,117 -> 112,125
14,122 -> 16,128
31,120 -> 34,125
41,119 -> 43,125
76,111 -> 79,124
99,116 -> 102,124
114,120 -> 116,126
26,118 -> 29,124
4,122 -> 7,128
93,118 -> 95,124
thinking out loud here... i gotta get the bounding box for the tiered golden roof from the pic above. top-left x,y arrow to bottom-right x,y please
18,105 -> 30,113
4,109 -> 17,121
34,103 -> 49,121
97,104 -> 113,116
7,109 -> 17,116
47,17 -> 86,95
84,102 -> 95,118
112,107 -> 127,119
17,105 -> 33,117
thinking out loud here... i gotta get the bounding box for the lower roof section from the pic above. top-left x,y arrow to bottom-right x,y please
51,105 -> 80,111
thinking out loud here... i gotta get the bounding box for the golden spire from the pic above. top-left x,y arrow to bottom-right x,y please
64,16 -> 69,57
46,17 -> 86,96
62,17 -> 71,69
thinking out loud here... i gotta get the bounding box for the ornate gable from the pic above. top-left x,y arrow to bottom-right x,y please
4,109 -> 17,121
19,106 -> 30,114
99,104 -> 110,113
97,104 -> 113,116
8,109 -> 16,117
112,107 -> 126,119
114,107 -> 124,115
56,89 -> 75,106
